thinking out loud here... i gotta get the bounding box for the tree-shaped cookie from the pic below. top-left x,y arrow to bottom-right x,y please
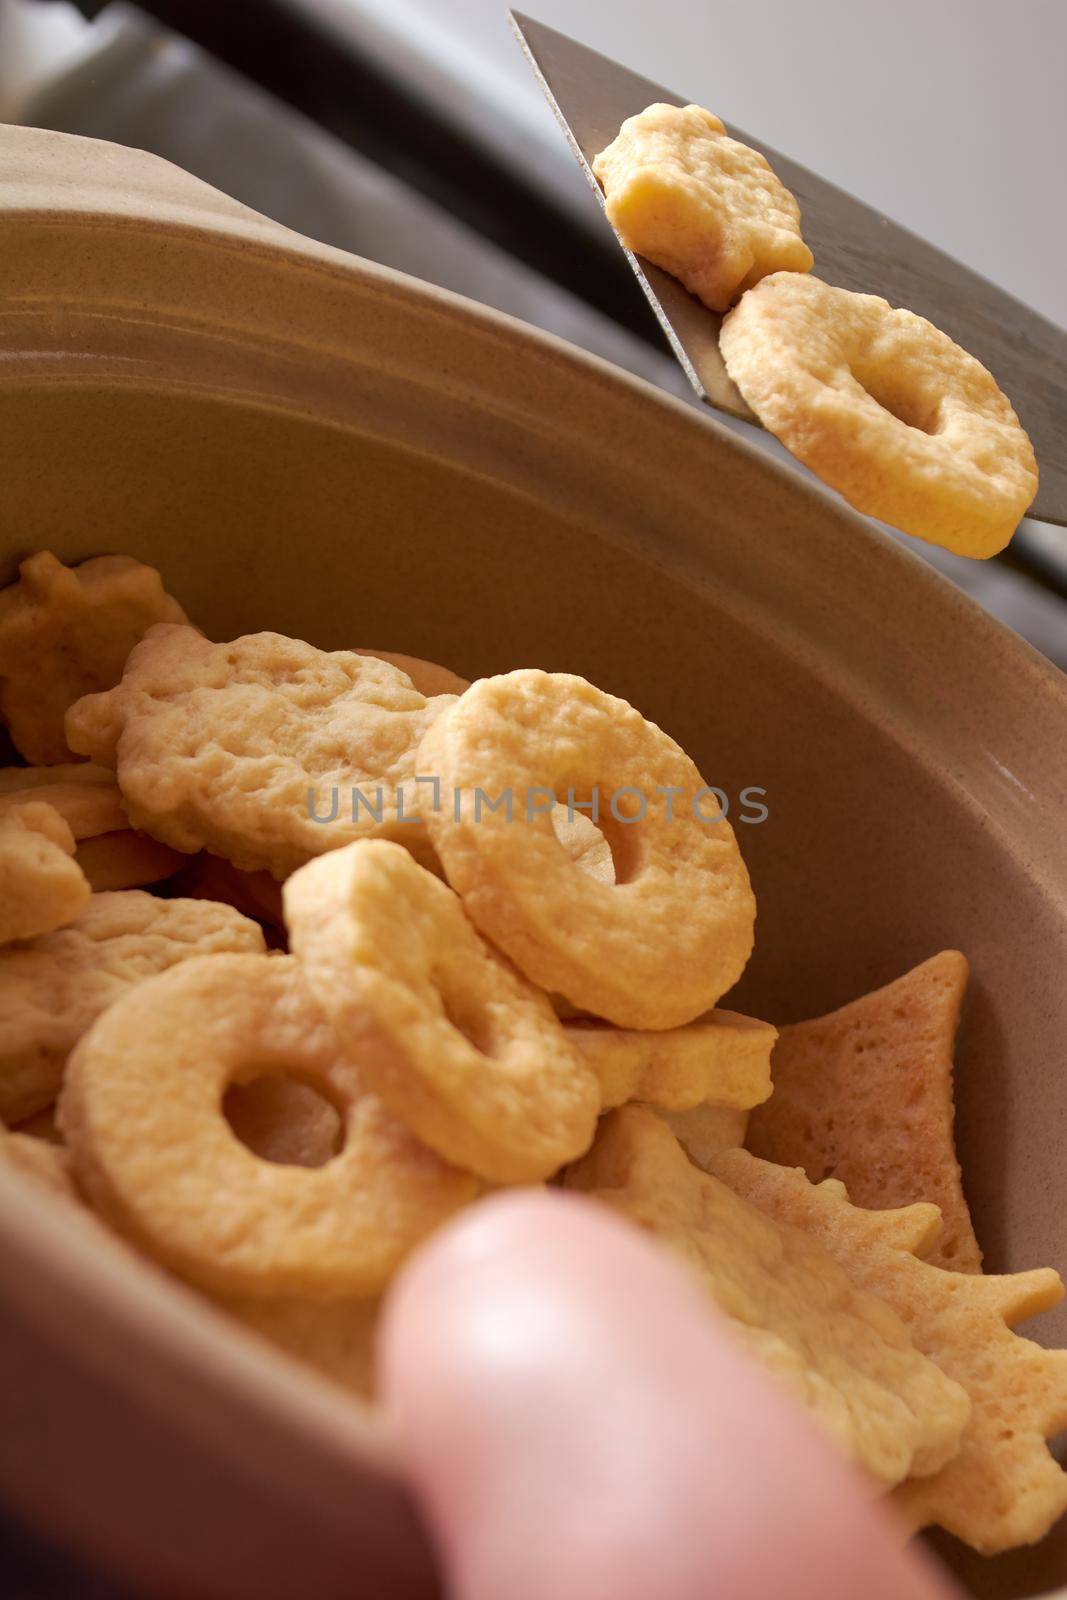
713,1149 -> 1067,1554
565,1107 -> 969,1490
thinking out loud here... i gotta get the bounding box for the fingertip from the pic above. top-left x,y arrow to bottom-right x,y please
381,1189 -> 957,1600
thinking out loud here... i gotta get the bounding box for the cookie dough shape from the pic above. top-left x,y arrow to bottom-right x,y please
565,1108 -> 969,1488
285,840 -> 600,1184
66,625 -> 456,879
418,671 -> 756,1029
0,552 -> 187,762
720,273 -> 1038,556
747,952 -> 980,1272
0,765 -> 179,894
593,103 -> 813,313
714,1150 -> 1067,1554
0,801 -> 89,944
565,1009 -> 775,1112
0,890 -> 266,1123
60,954 -> 478,1298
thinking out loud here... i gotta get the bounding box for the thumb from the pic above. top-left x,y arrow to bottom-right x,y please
379,1189 -> 959,1600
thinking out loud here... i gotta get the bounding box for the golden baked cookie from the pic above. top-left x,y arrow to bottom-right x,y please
60,954 -> 477,1298
1,1104 -> 377,1399
565,1009 -> 775,1112
565,1108 -> 970,1488
593,103 -> 813,312
0,779 -> 127,839
0,890 -> 266,1123
417,670 -> 755,1029
720,273 -> 1038,556
0,552 -> 187,761
66,625 -> 454,879
0,800 -> 89,945
715,1150 -> 1067,1554
747,952 -> 981,1272
0,1127 -> 78,1198
285,840 -> 600,1184
219,1294 -> 379,1401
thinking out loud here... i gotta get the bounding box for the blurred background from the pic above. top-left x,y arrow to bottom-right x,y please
0,1 -> 1065,1590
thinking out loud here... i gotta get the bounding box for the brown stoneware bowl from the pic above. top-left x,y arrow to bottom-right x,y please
0,125 -> 1064,1600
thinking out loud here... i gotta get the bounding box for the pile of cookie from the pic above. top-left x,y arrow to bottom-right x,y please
593,104 -> 1038,558
1,549 -> 1065,1559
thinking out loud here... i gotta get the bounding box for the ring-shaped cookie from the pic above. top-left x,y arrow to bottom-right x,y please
720,273 -> 1038,557
417,671 -> 755,1028
284,840 -> 600,1184
59,953 -> 477,1299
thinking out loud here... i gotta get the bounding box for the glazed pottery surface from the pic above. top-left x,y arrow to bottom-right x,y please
0,126 -> 1064,1600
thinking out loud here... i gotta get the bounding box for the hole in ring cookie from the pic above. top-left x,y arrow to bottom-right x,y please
223,1075 -> 344,1169
416,670 -> 755,1030
436,989 -> 499,1060
550,794 -> 636,885
849,360 -> 942,436
594,795 -> 651,884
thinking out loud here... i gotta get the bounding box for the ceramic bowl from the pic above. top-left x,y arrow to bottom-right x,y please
0,125 -> 1064,1600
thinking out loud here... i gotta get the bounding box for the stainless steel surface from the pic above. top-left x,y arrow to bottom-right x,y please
511,10 -> 1067,528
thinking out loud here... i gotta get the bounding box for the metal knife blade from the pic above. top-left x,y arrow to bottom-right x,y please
511,11 -> 1067,527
